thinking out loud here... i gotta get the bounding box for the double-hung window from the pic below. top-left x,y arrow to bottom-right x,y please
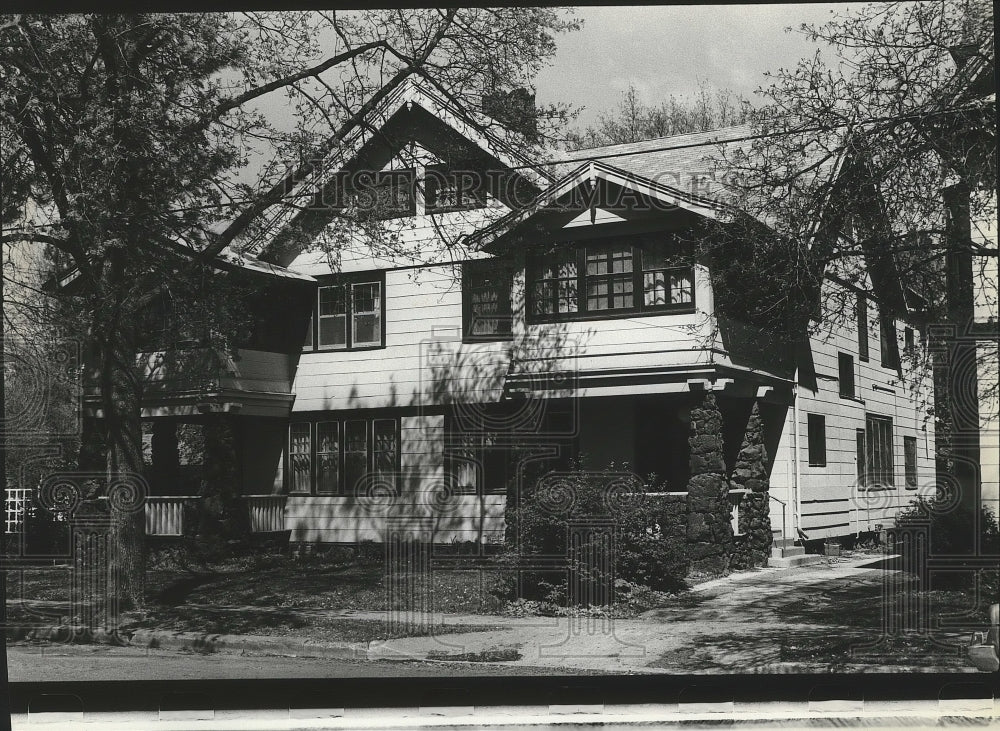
287,417 -> 399,495
463,259 -> 513,340
307,271 -> 385,351
527,233 -> 695,322
879,314 -> 900,369
857,293 -> 869,362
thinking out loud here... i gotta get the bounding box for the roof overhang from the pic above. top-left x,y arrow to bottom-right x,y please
468,160 -> 732,253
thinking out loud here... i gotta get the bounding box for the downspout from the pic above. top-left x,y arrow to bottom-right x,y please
791,368 -> 801,535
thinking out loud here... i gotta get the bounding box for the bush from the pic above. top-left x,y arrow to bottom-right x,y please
496,460 -> 689,605
894,496 -> 1000,602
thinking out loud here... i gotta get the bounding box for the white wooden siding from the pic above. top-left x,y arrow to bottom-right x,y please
768,278 -> 937,541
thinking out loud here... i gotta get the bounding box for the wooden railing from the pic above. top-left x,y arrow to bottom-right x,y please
145,496 -> 200,536
244,495 -> 287,533
145,494 -> 287,536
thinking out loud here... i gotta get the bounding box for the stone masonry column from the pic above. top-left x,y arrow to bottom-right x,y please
685,391 -> 734,575
730,400 -> 773,569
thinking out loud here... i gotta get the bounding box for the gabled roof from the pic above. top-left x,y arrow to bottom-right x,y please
467,123 -> 846,252
244,78 -> 553,259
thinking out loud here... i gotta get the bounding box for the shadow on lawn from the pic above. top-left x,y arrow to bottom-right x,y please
649,624 -> 969,672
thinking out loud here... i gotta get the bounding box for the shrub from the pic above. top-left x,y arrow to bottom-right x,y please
895,496 -> 1000,602
496,459 -> 689,605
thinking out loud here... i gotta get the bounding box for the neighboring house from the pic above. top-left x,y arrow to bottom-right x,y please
138,81 -> 937,571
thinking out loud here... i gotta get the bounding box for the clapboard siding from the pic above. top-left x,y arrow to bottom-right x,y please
285,414 -> 506,544
768,277 -> 936,540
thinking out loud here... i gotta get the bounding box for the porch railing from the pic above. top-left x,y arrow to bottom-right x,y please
244,495 -> 287,533
5,487 -> 31,534
145,496 -> 200,536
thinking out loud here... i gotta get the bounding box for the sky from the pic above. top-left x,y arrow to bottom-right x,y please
535,3 -> 860,129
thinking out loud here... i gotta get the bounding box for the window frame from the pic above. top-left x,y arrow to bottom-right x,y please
903,435 -> 918,489
879,314 -> 901,369
443,413 -> 514,496
838,352 -> 856,399
807,413 -> 827,467
462,259 -> 514,342
857,293 -> 869,362
526,236 -> 696,324
864,414 -> 895,489
424,164 -> 488,214
286,416 -> 400,496
306,270 -> 387,352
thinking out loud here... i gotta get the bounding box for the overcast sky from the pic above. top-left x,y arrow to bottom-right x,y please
537,3 -> 859,129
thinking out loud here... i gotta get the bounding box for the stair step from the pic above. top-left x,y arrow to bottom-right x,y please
771,545 -> 805,558
769,554 -> 825,569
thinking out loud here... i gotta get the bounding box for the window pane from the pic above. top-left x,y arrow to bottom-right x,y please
856,428 -> 867,486
644,272 -> 667,306
344,420 -> 368,494
669,270 -> 693,304
353,282 -> 379,314
904,436 -> 918,488
352,282 -> 381,346
466,264 -> 512,338
808,414 -> 826,466
372,420 -> 397,489
319,286 -> 346,316
289,423 -> 311,494
839,352 -> 855,398
353,312 -> 380,346
316,422 -> 339,494
318,314 -> 346,347
318,285 -> 347,348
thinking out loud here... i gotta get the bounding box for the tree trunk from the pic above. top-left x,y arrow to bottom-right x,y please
940,182 -> 981,555
93,255 -> 148,610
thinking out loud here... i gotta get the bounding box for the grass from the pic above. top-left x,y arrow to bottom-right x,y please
4,551 -> 510,643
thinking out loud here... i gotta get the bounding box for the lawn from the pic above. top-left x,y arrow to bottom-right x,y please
4,551 -> 510,642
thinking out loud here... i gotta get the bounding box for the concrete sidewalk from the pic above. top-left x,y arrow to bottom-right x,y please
6,554 -> 982,673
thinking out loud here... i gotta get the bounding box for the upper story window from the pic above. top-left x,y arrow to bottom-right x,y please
838,352 -> 855,399
879,315 -> 900,369
305,271 -> 385,351
425,164 -> 488,213
348,169 -> 415,220
527,234 -> 695,323
857,293 -> 869,362
463,259 -> 513,341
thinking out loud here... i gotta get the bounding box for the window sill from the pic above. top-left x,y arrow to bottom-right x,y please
808,463 -> 827,468
527,306 -> 696,325
305,344 -> 387,353
462,335 -> 514,344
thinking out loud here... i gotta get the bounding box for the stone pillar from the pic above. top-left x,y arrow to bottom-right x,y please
685,391 -> 733,575
730,400 -> 773,569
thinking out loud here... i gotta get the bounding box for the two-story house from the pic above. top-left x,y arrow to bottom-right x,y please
140,81 -> 936,570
